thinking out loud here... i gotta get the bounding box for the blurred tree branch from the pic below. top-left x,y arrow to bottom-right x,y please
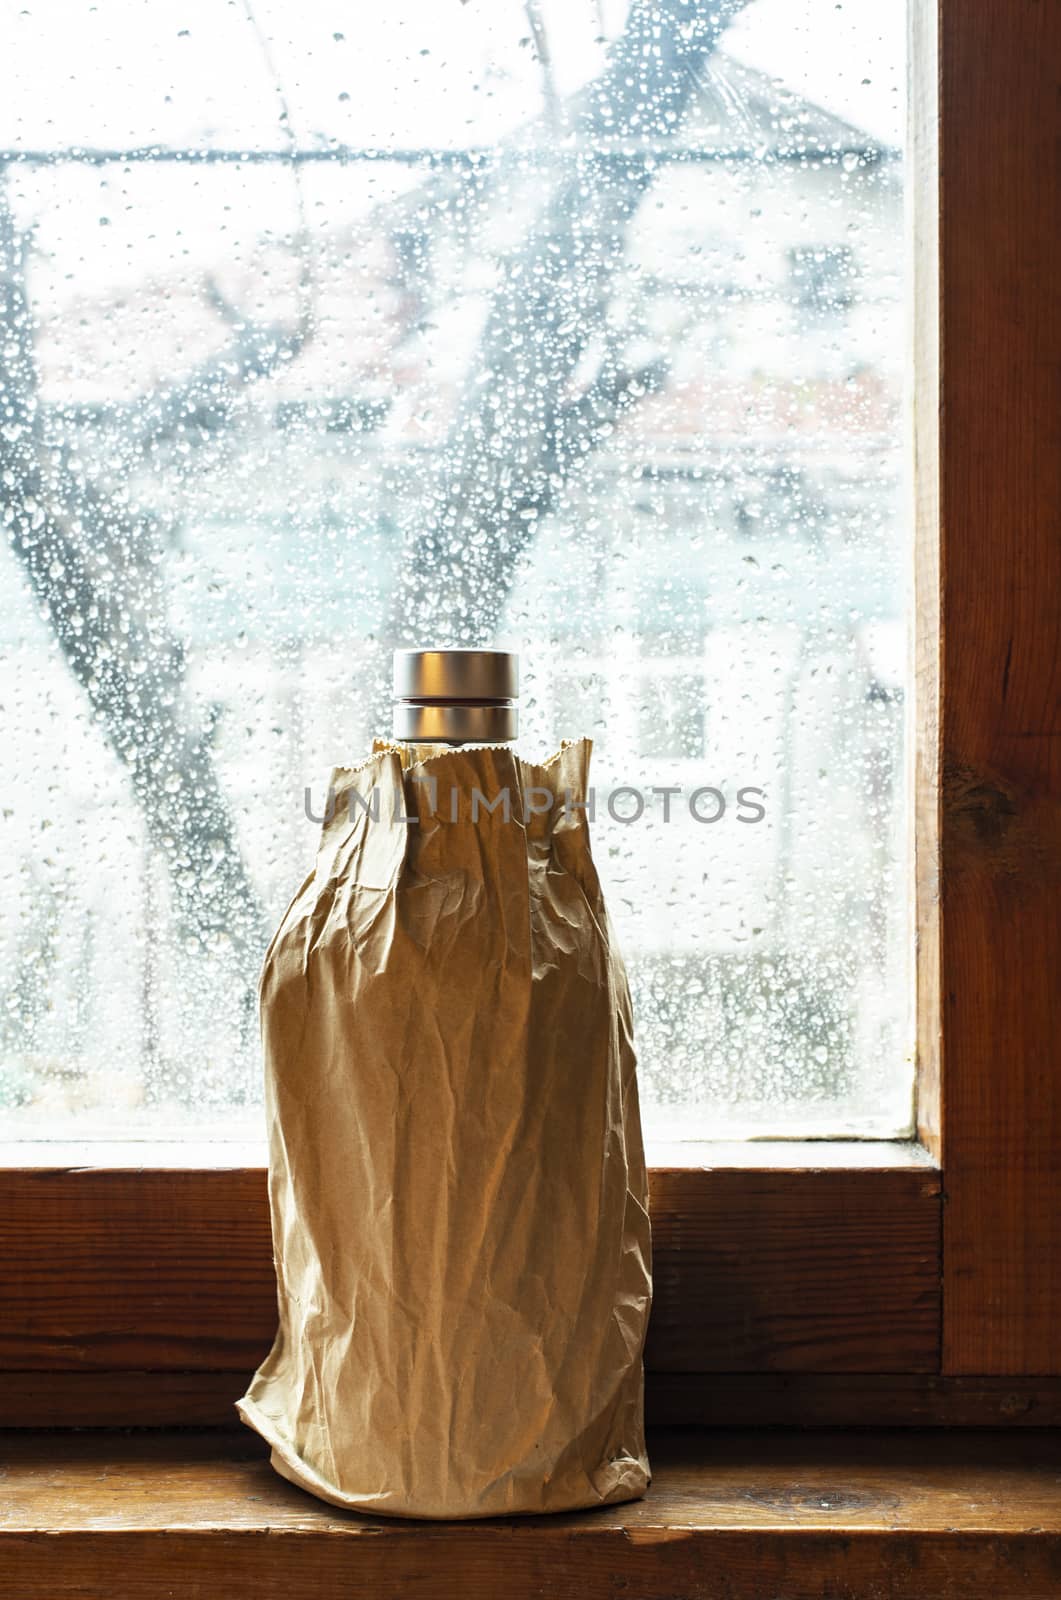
383,0 -> 749,691
524,0 -> 561,128
1,0 -> 749,968
0,175 -> 306,967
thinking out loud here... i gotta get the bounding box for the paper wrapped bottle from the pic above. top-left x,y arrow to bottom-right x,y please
238,649 -> 652,1518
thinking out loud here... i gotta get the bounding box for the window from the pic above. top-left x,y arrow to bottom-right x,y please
637,671 -> 705,760
2,0 -> 1059,1424
0,0 -> 911,1142
787,243 -> 859,316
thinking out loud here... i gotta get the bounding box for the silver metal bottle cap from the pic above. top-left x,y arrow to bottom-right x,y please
392,649 -> 519,744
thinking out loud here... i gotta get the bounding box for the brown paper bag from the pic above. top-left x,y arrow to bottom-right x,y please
237,738 -> 652,1518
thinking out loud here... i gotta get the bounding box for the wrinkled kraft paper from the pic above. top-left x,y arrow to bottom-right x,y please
237,738 -> 652,1519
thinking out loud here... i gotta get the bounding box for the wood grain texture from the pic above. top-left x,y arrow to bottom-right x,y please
647,1372 -> 1061,1429
646,1165 -> 940,1371
2,1429 -> 1061,1599
935,0 -> 1061,1373
0,1168 -> 275,1370
0,1371 -> 246,1429
7,1370 -> 1061,1432
911,0 -> 942,1162
0,1162 -> 941,1374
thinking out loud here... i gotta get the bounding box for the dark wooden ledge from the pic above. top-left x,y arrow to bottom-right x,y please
2,1428 -> 1060,1598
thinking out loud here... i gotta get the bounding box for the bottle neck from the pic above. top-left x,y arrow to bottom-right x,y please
392,701 -> 518,744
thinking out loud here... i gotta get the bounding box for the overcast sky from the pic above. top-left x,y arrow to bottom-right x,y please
3,0 -> 903,307
2,0 -> 904,153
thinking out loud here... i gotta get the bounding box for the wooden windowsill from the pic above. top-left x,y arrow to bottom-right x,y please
2,1428 -> 1060,1598
0,1156 -> 941,1387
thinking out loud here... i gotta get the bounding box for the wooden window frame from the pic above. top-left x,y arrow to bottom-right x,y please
1,0 -> 1058,1428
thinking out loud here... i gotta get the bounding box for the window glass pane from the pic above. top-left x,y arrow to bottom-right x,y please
0,0 -> 911,1140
